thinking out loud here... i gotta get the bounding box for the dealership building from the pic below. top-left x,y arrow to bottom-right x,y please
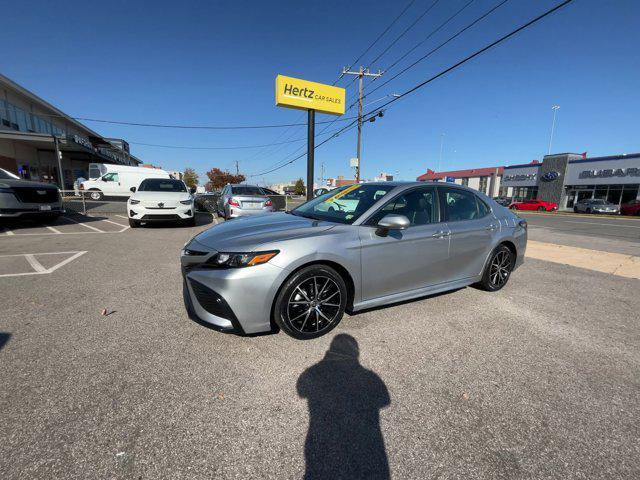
0,73 -> 142,190
418,152 -> 640,210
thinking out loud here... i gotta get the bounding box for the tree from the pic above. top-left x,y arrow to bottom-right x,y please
183,168 -> 199,189
294,178 -> 305,196
205,168 -> 246,191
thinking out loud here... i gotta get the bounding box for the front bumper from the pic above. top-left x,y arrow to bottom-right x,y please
129,203 -> 194,221
0,192 -> 63,217
592,209 -> 619,215
181,247 -> 288,334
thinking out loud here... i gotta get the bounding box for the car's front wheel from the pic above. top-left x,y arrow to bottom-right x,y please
510,205 -> 518,210
88,190 -> 103,201
573,207 -> 578,213
478,244 -> 514,292
274,265 -> 347,339
129,218 -> 140,228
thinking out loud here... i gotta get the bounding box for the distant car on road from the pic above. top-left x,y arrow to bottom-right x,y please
0,168 -> 63,220
217,184 -> 274,220
127,178 -> 196,227
492,196 -> 512,207
620,199 -> 640,216
573,198 -> 619,215
509,199 -> 558,211
182,182 -> 527,339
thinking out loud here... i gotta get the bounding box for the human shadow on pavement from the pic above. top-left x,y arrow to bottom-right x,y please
297,334 -> 391,480
0,333 -> 11,351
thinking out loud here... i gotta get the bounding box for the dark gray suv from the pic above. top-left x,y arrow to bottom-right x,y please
0,168 -> 63,220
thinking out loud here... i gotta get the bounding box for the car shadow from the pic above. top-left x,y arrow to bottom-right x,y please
0,333 -> 11,351
297,334 -> 391,480
136,213 -> 215,229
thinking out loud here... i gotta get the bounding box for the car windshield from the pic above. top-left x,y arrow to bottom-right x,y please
589,199 -> 606,204
0,168 -> 20,180
292,184 -> 395,224
138,179 -> 186,192
231,186 -> 262,195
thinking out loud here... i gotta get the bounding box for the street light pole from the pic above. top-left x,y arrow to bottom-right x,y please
548,105 -> 560,155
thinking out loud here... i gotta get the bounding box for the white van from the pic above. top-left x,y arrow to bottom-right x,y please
80,165 -> 170,200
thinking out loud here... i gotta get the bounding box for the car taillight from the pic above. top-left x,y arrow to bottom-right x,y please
228,197 -> 240,207
264,199 -> 273,207
79,184 -> 84,190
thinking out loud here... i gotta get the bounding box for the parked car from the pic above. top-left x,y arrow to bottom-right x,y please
620,199 -> 640,216
182,182 -> 527,339
509,199 -> 558,211
573,198 -> 620,214
80,165 -> 170,200
492,196 -> 512,207
0,168 -> 63,220
216,184 -> 274,220
260,187 -> 286,211
127,178 -> 196,227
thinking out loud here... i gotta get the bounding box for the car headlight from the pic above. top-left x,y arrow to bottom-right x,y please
180,199 -> 193,205
206,250 -> 279,268
129,199 -> 140,205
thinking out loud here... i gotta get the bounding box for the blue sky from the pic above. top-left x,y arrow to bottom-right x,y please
2,0 -> 639,185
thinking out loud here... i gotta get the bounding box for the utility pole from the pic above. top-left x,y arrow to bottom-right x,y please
341,66 -> 383,182
234,160 -> 240,176
548,105 -> 560,155
319,162 -> 325,186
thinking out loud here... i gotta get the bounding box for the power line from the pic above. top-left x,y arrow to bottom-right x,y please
368,0 -> 441,68
365,0 -> 511,99
363,0 -> 574,118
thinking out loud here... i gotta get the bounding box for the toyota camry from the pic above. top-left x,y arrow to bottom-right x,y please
181,182 -> 527,339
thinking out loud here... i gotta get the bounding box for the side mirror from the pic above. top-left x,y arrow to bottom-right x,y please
376,214 -> 410,236
102,177 -> 107,182
130,186 -> 136,192
190,186 -> 196,194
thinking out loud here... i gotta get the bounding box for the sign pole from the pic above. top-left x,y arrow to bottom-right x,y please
306,109 -> 315,201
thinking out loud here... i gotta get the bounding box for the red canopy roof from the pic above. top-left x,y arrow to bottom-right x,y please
416,166 -> 504,181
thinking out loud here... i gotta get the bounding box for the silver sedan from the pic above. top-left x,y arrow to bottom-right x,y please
182,182 -> 527,339
573,198 -> 620,214
216,184 -> 274,219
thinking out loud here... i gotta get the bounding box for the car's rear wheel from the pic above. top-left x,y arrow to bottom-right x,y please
510,205 -> 518,210
478,244 -> 514,292
537,206 -> 545,211
274,265 -> 347,340
89,190 -> 103,201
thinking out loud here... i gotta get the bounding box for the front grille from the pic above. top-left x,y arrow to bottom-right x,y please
145,207 -> 176,210
189,279 -> 238,321
12,187 -> 59,203
141,214 -> 180,220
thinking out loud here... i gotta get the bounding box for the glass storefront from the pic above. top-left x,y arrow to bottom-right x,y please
565,184 -> 639,208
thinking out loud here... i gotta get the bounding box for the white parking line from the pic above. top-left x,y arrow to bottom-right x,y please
100,218 -> 128,228
0,251 -> 87,278
116,215 -> 128,219
63,216 -> 104,232
45,225 -> 62,234
2,227 -> 15,235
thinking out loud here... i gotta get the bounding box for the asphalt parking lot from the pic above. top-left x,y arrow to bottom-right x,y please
1,212 -> 639,479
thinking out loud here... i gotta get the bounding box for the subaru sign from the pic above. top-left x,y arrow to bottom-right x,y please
445,176 -> 455,183
541,171 -> 560,182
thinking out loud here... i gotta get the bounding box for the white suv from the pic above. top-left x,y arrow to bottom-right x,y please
128,178 -> 195,227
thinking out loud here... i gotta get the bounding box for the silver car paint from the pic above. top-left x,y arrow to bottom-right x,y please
182,182 -> 527,334
217,184 -> 275,218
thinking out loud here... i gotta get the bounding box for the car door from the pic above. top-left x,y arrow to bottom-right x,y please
100,172 -> 120,195
439,187 -> 499,281
358,186 -> 451,301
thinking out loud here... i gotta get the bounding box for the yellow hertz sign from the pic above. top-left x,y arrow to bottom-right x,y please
275,75 -> 345,115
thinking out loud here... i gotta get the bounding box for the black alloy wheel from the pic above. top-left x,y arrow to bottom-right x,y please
478,244 -> 514,292
274,265 -> 347,339
586,208 -> 592,214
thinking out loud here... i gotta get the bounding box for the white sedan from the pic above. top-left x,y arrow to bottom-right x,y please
128,178 -> 196,227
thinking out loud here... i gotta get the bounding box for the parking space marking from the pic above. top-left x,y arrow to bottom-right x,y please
116,215 -> 128,219
100,218 -> 128,228
64,216 -> 104,232
45,225 -> 62,234
2,227 -> 15,235
0,251 -> 87,278
24,254 -> 46,273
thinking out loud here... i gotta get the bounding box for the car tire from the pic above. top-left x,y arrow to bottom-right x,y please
573,207 -> 578,213
273,265 -> 347,340
477,244 -> 514,292
129,218 -> 140,228
184,215 -> 196,227
537,206 -> 545,211
586,208 -> 592,214
89,190 -> 103,201
510,205 -> 518,210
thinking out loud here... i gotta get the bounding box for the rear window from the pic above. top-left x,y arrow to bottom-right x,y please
232,186 -> 262,195
138,179 -> 186,192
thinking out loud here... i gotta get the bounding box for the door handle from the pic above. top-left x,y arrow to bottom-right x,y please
432,230 -> 450,239
486,224 -> 498,231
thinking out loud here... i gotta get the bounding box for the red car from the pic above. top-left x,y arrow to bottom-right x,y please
620,199 -> 640,216
509,199 -> 558,211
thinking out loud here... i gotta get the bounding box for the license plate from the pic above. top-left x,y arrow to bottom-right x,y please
244,202 -> 260,208
39,205 -> 52,211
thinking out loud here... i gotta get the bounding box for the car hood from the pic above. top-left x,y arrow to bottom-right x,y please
0,178 -> 59,189
191,212 -> 334,252
131,191 -> 191,202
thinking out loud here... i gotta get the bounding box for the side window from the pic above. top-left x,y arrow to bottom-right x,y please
439,188 -> 479,222
103,173 -> 119,182
367,188 -> 437,226
476,197 -> 490,218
